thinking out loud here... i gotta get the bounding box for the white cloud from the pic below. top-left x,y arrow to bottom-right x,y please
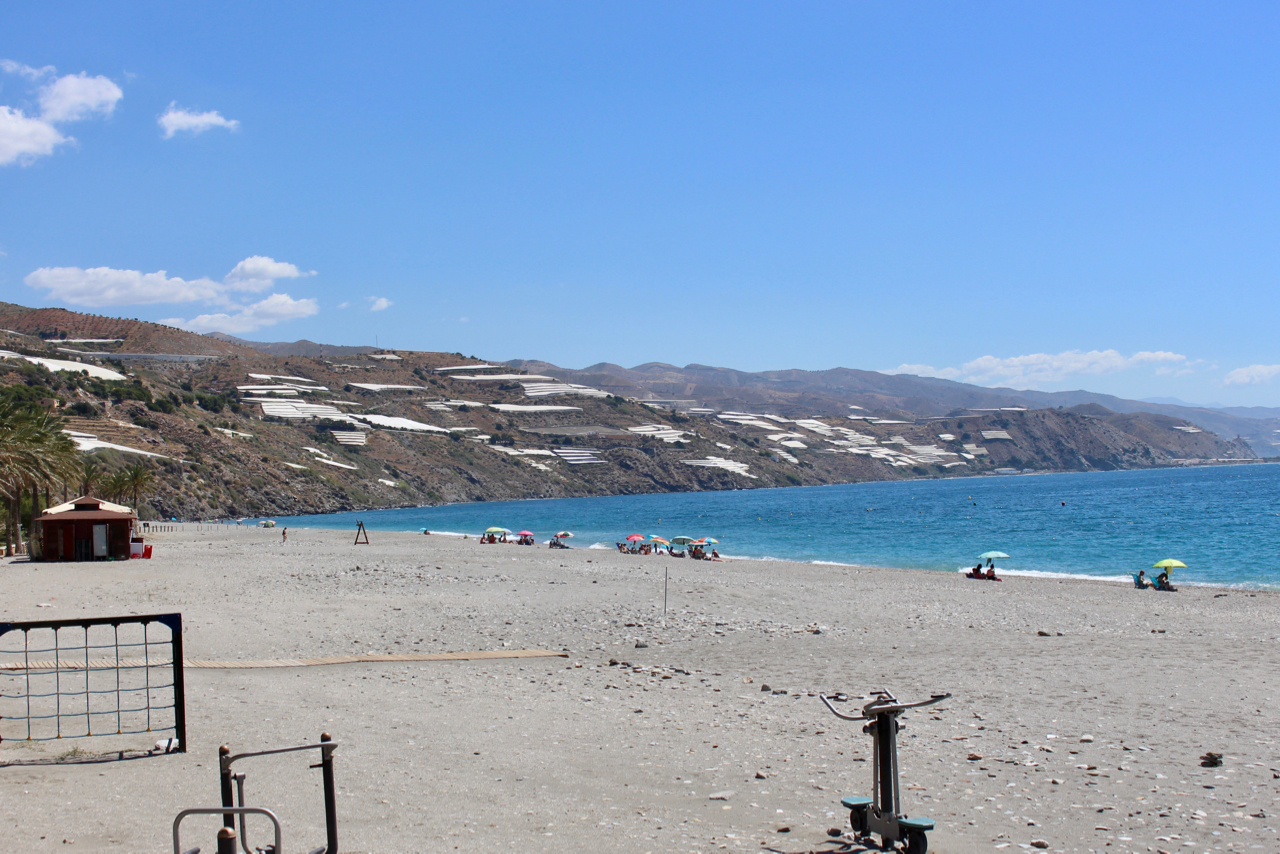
224,256 -> 313,292
24,266 -> 222,306
27,255 -> 318,334
368,296 -> 393,311
26,256 -> 310,307
1,61 -> 122,166
1223,364 -> 1280,385
885,364 -> 961,380
38,72 -> 122,122
158,103 -> 240,139
0,106 -> 68,165
887,349 -> 1189,389
164,293 -> 319,334
0,60 -> 55,80
959,350 -> 1186,387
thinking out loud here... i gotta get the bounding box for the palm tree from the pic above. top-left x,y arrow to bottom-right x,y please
81,459 -> 103,497
123,462 -> 157,513
0,400 -> 78,556
103,470 -> 130,504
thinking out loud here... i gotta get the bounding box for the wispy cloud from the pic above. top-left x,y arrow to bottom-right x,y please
368,296 -> 392,312
887,363 -> 961,380
0,60 -> 55,80
1223,364 -> 1280,385
888,349 -> 1189,389
162,293 -> 318,334
158,103 -> 240,139
0,61 -> 122,165
26,255 -> 318,334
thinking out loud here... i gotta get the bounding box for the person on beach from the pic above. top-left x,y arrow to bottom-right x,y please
1133,570 -> 1150,589
282,527 -> 287,543
1154,571 -> 1178,592
985,566 -> 1002,581
967,563 -> 984,579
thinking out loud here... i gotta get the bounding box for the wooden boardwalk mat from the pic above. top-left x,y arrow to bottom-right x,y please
0,649 -> 567,672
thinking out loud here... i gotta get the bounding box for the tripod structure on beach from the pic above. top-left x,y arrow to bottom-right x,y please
819,690 -> 950,853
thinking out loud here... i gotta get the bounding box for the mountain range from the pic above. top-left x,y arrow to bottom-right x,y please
507,360 -> 1280,457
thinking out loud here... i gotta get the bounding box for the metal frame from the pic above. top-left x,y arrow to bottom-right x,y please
820,689 -> 950,851
173,807 -> 281,854
0,612 -> 185,753
218,733 -> 339,854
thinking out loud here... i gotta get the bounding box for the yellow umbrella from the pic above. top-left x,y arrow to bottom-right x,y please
1152,559 -> 1187,573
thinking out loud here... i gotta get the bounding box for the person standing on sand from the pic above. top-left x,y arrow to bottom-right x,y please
282,527 -> 288,543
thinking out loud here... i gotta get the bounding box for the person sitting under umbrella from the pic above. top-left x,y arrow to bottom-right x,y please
985,566 -> 1002,581
1154,571 -> 1177,592
967,563 -> 985,579
1133,570 -> 1151,589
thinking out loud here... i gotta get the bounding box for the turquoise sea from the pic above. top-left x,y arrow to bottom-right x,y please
279,463 -> 1280,589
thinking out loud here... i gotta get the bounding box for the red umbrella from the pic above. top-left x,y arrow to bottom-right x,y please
517,530 -> 534,537
625,534 -> 646,541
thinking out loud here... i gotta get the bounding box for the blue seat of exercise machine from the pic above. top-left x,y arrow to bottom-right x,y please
841,796 -> 873,810
899,816 -> 934,832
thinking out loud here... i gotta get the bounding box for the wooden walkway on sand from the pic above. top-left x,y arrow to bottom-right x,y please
0,649 -> 568,672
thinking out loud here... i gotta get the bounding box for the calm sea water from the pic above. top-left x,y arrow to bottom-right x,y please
278,464 -> 1280,589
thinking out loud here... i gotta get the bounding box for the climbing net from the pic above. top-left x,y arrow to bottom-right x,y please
0,613 -> 185,753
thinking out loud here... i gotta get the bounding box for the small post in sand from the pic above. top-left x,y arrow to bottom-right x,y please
664,567 -> 668,616
354,521 -> 370,545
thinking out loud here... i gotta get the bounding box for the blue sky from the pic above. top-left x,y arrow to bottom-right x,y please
3,2 -> 1280,406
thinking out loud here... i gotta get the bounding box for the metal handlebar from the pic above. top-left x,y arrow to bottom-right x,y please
819,691 -> 951,721
220,739 -> 339,773
173,807 -> 281,854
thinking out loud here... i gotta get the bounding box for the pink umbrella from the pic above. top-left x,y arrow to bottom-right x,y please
625,534 -> 646,542
517,530 -> 534,537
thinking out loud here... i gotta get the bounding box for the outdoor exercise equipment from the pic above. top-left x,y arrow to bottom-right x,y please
819,690 -> 950,853
172,732 -> 339,854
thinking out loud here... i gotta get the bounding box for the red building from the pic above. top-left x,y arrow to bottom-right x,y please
37,497 -> 137,562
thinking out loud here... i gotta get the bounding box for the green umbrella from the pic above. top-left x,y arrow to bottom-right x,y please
1152,559 -> 1186,572
671,536 -> 695,545
485,526 -> 511,534
978,551 -> 1010,560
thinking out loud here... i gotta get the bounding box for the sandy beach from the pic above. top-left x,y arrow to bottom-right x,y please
2,527 -> 1278,854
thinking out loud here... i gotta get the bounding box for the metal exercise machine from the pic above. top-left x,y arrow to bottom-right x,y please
819,690 -> 950,853
172,732 -> 339,854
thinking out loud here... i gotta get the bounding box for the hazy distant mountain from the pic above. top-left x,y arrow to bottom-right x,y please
1142,396 -> 1225,409
508,359 -> 1280,457
205,332 -> 375,358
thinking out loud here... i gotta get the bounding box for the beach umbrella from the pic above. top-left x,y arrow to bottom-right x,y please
698,537 -> 720,545
485,526 -> 511,534
649,536 -> 670,545
556,531 -> 574,538
516,530 -> 534,537
978,551 -> 1010,560
671,536 -> 695,545
626,534 -> 646,542
1152,559 -> 1187,573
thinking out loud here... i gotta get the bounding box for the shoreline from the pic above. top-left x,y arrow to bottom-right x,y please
243,522 -> 1280,593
